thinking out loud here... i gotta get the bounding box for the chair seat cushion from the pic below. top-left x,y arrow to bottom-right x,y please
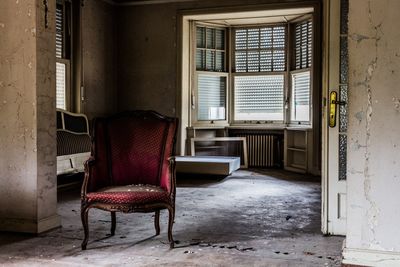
86,184 -> 170,205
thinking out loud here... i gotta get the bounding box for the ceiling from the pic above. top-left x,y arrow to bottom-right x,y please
110,0 -> 198,4
185,7 -> 314,25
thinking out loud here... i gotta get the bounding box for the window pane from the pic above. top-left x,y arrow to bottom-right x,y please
235,51 -> 247,72
216,52 -> 225,72
56,62 -> 66,110
216,29 -> 225,50
272,26 -> 285,48
196,49 -> 205,70
247,28 -> 260,49
206,28 -> 215,49
197,74 -> 226,121
260,27 -> 272,48
247,51 -> 259,72
196,27 -> 205,48
260,51 -> 272,71
56,4 -> 64,59
235,29 -> 247,50
272,50 -> 285,71
234,75 -> 284,121
291,71 -> 310,122
206,50 -> 215,70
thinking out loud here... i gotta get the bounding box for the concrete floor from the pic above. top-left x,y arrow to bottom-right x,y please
0,170 -> 344,266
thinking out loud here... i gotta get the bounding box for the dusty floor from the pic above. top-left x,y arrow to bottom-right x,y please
0,169 -> 344,266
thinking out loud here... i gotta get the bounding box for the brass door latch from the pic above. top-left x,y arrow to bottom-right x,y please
329,91 -> 347,128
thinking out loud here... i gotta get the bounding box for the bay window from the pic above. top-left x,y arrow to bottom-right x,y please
191,18 -> 313,126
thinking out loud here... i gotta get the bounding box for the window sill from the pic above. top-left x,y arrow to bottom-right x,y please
189,124 -> 229,130
227,124 -> 287,130
188,124 -> 312,131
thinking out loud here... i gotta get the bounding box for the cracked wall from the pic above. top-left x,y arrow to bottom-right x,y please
0,0 -> 59,233
346,0 -> 400,253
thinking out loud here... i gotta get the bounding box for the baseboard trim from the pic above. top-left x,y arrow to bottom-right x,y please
343,247 -> 400,267
0,214 -> 61,234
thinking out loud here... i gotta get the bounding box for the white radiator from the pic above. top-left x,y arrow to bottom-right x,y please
237,134 -> 275,167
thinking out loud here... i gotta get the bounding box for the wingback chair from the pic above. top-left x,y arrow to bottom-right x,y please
80,110 -> 178,250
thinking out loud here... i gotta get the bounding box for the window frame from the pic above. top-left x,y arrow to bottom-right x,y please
289,68 -> 312,125
288,17 -> 313,126
230,23 -> 288,125
56,59 -> 71,110
56,0 -> 72,111
191,22 -> 230,126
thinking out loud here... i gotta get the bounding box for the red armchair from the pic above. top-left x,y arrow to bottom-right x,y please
80,110 -> 178,250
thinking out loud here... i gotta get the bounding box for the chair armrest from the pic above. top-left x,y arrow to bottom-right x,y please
81,156 -> 95,199
85,156 -> 96,169
167,156 -> 176,198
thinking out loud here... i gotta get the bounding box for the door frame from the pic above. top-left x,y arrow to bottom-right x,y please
321,0 -> 330,235
321,0 -> 346,235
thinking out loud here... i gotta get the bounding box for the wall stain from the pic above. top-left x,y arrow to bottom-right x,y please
355,111 -> 365,123
350,33 -> 370,44
392,97 -> 400,112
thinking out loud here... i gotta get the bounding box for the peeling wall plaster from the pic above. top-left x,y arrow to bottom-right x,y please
347,0 -> 400,253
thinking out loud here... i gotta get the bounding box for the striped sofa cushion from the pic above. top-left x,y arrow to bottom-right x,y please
57,130 -> 91,156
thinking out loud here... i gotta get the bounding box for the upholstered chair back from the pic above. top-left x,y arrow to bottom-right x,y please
87,111 -> 178,193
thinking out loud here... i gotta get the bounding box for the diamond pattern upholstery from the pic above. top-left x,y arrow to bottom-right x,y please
87,184 -> 169,205
86,190 -> 170,205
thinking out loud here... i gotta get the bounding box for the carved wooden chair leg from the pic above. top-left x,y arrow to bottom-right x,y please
167,206 -> 174,249
81,206 -> 90,250
111,211 -> 116,236
154,210 -> 160,235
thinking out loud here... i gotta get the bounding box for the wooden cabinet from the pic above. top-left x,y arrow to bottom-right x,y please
186,126 -> 314,174
284,128 -> 313,173
186,126 -> 227,155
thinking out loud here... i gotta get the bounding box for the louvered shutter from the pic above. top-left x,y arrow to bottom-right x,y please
234,26 -> 286,72
56,4 -> 63,59
291,71 -> 310,122
234,75 -> 284,121
295,21 -> 312,69
197,75 -> 226,121
56,62 -> 67,110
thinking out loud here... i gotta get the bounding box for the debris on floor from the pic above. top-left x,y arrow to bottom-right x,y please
0,169 -> 344,266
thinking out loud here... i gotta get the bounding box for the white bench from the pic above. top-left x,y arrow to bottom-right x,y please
57,109 -> 91,175
175,156 -> 240,176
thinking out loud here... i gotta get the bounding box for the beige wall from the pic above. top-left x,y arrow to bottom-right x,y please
82,0 -> 117,120
116,0 -> 321,161
116,0 -> 319,116
344,0 -> 400,265
0,0 -> 59,233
